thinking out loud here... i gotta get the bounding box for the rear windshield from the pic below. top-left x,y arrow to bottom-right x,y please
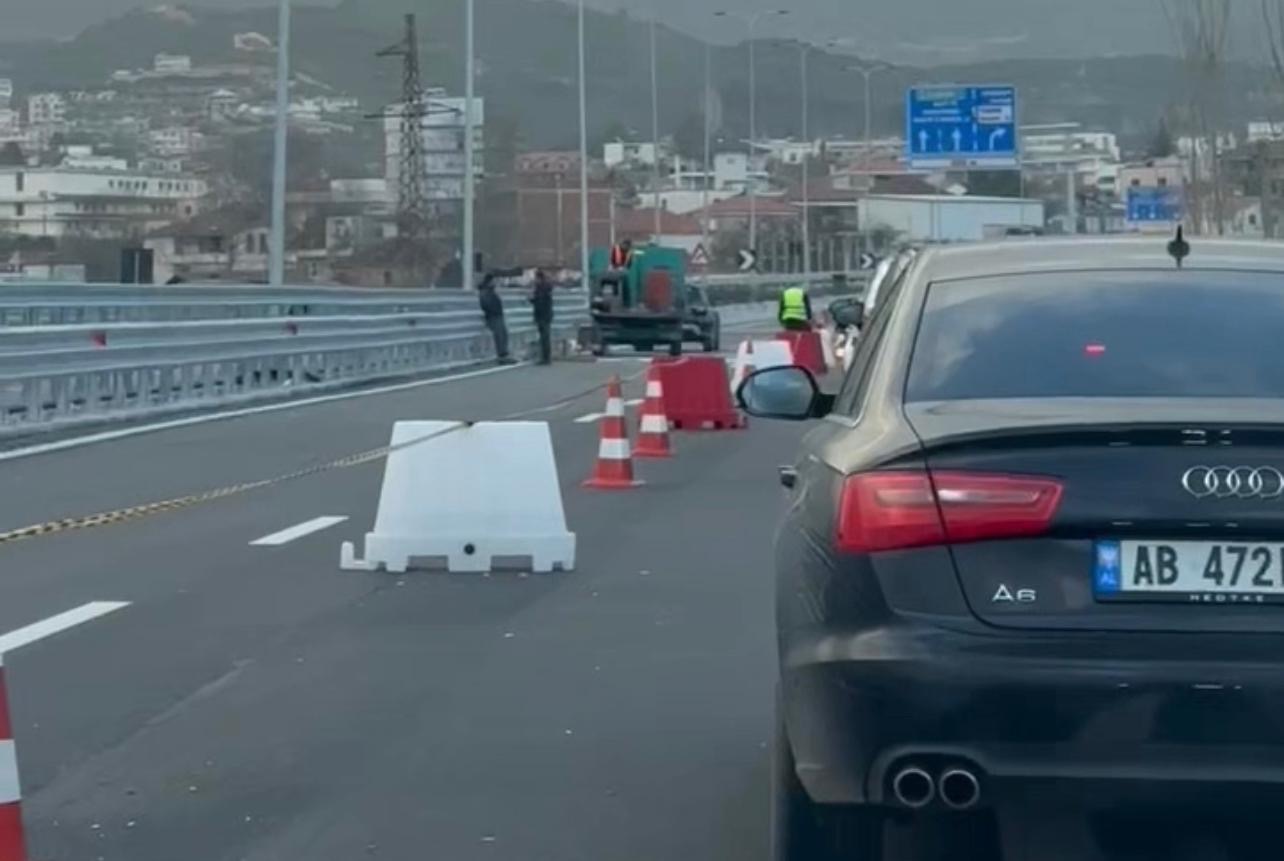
906,271 -> 1284,402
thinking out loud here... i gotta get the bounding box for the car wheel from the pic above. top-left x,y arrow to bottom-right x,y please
703,323 -> 721,353
668,341 -> 683,357
772,708 -> 884,861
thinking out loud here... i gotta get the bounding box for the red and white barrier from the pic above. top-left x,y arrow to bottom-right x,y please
0,657 -> 26,861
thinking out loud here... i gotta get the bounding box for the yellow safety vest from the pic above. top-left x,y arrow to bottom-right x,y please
780,286 -> 809,322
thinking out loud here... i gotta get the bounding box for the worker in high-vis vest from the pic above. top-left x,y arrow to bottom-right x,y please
778,284 -> 814,332
609,238 -> 635,270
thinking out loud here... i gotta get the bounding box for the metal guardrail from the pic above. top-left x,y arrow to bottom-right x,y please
0,272 -> 851,327
0,272 -> 861,436
0,289 -> 588,436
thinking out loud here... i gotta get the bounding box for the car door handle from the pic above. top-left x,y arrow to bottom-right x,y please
778,466 -> 798,489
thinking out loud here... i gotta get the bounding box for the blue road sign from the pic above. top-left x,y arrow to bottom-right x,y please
1126,186 -> 1183,223
906,85 -> 1019,170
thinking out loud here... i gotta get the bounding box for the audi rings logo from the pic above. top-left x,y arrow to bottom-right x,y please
1181,466 -> 1284,500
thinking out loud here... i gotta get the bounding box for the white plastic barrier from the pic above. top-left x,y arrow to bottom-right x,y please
729,339 -> 796,393
341,421 -> 576,574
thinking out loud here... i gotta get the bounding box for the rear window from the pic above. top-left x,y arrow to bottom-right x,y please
906,271 -> 1284,402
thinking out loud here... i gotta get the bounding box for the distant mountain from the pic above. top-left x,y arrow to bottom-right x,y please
1,2 -> 1279,151
5,0 -> 1274,66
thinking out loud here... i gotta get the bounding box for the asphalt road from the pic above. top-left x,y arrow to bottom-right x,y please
2,323 -> 1258,861
0,337 -> 804,861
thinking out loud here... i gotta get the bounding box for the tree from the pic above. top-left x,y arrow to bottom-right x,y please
673,111 -> 707,161
1148,117 -> 1177,158
0,143 -> 24,166
592,120 -> 633,154
966,170 -> 1021,197
1161,0 -> 1233,234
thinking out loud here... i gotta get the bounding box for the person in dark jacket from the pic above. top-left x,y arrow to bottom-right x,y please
478,274 -> 515,364
529,269 -> 555,365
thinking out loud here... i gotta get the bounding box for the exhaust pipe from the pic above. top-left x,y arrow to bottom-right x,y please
939,768 -> 981,810
891,766 -> 935,809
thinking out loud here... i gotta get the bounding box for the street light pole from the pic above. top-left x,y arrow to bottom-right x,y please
800,44 -> 810,277
714,9 -> 788,268
269,0 -> 290,288
577,0 -> 590,285
701,41 -> 712,284
463,0 -> 476,293
748,32 -> 757,255
650,17 -> 662,242
846,62 -> 891,172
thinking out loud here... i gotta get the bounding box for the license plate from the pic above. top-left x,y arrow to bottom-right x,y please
1094,540 -> 1284,604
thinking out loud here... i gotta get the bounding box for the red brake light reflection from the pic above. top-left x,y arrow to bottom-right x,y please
836,471 -> 1063,554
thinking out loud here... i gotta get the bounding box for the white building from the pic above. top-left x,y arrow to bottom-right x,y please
859,194 -> 1046,242
603,141 -> 660,169
207,89 -> 240,121
27,93 -> 66,126
383,89 -> 484,202
153,53 -> 193,74
1022,124 -> 1120,163
62,146 -> 129,171
149,126 -> 199,156
758,139 -> 821,166
1177,133 -> 1237,184
1247,121 -> 1284,145
0,109 -> 19,137
234,32 -> 274,52
0,80 -> 12,110
0,167 -> 207,239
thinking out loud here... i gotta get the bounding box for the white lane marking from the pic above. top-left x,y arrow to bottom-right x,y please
251,516 -> 349,547
625,398 -> 644,407
0,601 -> 131,657
0,364 -> 524,465
575,413 -> 604,424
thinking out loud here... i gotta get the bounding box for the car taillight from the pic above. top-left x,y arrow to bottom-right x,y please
836,471 -> 1063,553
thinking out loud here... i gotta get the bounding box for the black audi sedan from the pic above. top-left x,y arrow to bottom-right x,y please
740,237 -> 1284,860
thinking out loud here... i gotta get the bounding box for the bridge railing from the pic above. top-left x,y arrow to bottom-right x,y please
0,272 -> 863,436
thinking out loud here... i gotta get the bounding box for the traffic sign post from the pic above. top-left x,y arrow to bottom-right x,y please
689,243 -> 710,269
738,249 -> 758,273
906,85 -> 1019,171
1126,187 -> 1183,227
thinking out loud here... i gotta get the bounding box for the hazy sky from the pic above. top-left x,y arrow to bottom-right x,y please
3,1 -> 1250,64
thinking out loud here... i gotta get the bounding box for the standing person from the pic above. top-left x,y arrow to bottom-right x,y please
529,269 -> 555,365
478,273 -> 516,365
608,237 -> 636,298
609,237 -> 635,270
778,283 -> 814,332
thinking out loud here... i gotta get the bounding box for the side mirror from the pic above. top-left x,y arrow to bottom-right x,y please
736,366 -> 831,420
691,306 -> 708,316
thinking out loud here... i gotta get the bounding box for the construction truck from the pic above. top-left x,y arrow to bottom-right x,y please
586,244 -> 690,356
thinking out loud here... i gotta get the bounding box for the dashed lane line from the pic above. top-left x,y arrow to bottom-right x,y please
250,516 -> 349,547
0,602 -> 132,656
574,413 -> 604,424
0,369 -> 648,550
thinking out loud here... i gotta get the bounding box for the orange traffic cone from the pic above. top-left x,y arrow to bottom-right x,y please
635,365 -> 674,459
584,376 -> 644,489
